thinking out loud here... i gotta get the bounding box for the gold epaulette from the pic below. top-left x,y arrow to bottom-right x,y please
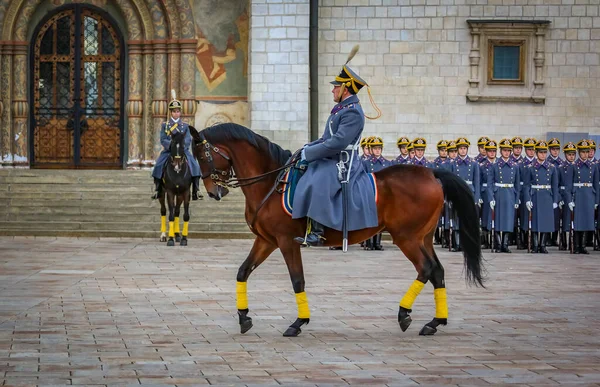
166,122 -> 178,134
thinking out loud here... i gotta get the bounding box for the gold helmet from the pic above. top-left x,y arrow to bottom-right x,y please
360,137 -> 369,148
588,139 -> 597,149
511,136 -> 524,147
447,140 -> 457,151
576,139 -> 591,150
535,140 -> 549,151
547,138 -> 561,148
397,136 -> 410,147
456,137 -> 470,147
563,142 -> 577,153
484,139 -> 498,150
523,138 -> 537,148
412,137 -> 427,149
370,136 -> 383,147
167,89 -> 182,121
436,140 -> 449,150
407,142 -> 414,151
477,136 -> 491,146
499,138 -> 513,149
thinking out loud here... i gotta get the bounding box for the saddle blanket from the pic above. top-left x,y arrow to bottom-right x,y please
282,168 -> 378,217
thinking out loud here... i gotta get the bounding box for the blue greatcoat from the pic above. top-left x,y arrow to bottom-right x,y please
488,158 -> 520,232
411,157 -> 432,168
363,155 -> 392,173
450,156 -> 481,231
441,158 -> 455,230
292,95 -> 378,231
479,158 -> 495,230
558,161 -> 575,232
431,156 -> 448,170
523,160 -> 559,232
394,155 -> 411,165
152,119 -> 200,179
572,159 -> 600,231
518,157 -> 535,231
548,155 -> 564,231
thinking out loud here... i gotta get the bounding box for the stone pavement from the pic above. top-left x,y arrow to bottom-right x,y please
0,237 -> 599,386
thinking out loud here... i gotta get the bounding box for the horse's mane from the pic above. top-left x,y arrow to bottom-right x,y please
197,123 -> 292,166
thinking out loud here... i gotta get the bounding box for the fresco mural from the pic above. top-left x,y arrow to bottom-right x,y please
193,0 -> 248,98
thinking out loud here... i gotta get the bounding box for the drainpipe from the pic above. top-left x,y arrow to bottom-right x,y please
309,0 -> 318,141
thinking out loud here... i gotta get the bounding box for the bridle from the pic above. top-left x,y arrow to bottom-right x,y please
170,139 -> 188,174
195,136 -> 299,189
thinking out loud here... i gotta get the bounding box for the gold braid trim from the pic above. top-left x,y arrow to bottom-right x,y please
364,87 -> 382,120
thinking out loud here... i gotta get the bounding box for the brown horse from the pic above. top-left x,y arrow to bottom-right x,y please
191,123 -> 484,337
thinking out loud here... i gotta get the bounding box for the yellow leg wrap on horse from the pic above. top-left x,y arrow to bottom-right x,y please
182,222 -> 189,237
160,216 -> 167,233
168,221 -> 175,237
295,292 -> 310,319
399,280 -> 425,309
236,281 -> 248,310
434,288 -> 448,319
174,217 -> 180,233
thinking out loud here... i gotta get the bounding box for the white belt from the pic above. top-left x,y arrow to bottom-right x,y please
574,183 -> 592,187
495,183 -> 514,188
482,183 -> 488,187
531,185 -> 551,189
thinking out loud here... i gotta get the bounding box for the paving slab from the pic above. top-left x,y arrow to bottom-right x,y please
0,237 -> 599,386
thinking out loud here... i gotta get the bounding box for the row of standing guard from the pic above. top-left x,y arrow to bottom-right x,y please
360,135 -> 600,254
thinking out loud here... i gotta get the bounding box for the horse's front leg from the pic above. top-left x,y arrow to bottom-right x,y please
174,195 -> 182,242
166,192 -> 176,247
159,192 -> 167,242
236,236 -> 276,334
180,191 -> 190,246
278,240 -> 310,337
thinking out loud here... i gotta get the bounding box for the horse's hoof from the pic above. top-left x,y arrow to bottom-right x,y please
175,233 -> 181,242
399,316 -> 412,332
419,324 -> 438,336
160,236 -> 167,242
240,318 -> 253,334
283,326 -> 301,337
180,238 -> 188,246
167,239 -> 175,247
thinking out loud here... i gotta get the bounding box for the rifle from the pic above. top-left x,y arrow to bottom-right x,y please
570,210 -> 574,254
527,210 -> 532,253
440,213 -> 445,247
491,207 -> 495,253
337,150 -> 351,252
594,208 -> 598,251
448,203 -> 454,252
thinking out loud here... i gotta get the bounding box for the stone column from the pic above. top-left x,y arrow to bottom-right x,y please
0,43 -> 12,166
142,42 -> 154,167
151,40 -> 168,161
11,42 -> 28,167
126,42 -> 144,168
179,39 -> 197,125
532,24 -> 548,104
466,23 -> 481,102
167,39 -> 180,106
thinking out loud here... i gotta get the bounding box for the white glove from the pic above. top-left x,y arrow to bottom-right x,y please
568,202 -> 575,211
559,200 -> 564,209
596,204 -> 599,210
490,200 -> 495,209
553,203 -> 558,209
478,198 -> 483,205
514,203 -> 519,209
526,201 -> 533,211
301,148 -> 307,161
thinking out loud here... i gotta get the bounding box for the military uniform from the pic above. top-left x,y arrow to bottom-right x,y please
558,142 -> 577,250
409,138 -> 432,168
394,136 -> 411,165
151,94 -> 201,200
475,136 -> 490,163
432,140 -> 449,246
479,140 -> 497,248
516,138 -> 537,249
547,138 -> 564,246
362,137 -> 390,250
488,138 -> 521,253
293,52 -> 380,246
523,141 -> 560,253
588,139 -> 600,250
570,140 -> 600,254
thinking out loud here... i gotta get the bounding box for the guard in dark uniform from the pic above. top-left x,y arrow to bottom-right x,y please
449,137 -> 481,251
432,140 -> 449,245
569,140 -> 600,254
516,138 -> 537,249
547,138 -> 564,246
360,137 -> 371,161
151,92 -> 202,200
523,140 -> 559,253
475,136 -> 490,163
488,138 -> 521,253
410,138 -> 431,167
558,142 -> 576,250
446,140 -> 457,164
395,136 -> 411,164
479,139 -> 497,249
510,136 -> 524,164
587,139 -> 599,249
362,136 -> 391,250
407,142 -> 416,160
589,139 -> 598,163
440,140 -> 457,247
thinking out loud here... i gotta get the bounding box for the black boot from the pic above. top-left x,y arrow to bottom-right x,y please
517,229 -> 526,250
455,232 -> 461,252
442,230 -> 449,248
501,232 -> 511,253
579,231 -> 589,254
550,231 -> 559,247
559,232 -> 567,251
481,230 -> 490,249
539,233 -> 548,254
192,176 -> 203,201
531,232 -> 538,253
374,233 -> 384,250
294,219 -> 325,247
574,231 -> 580,254
151,177 -> 162,199
494,232 -> 501,253
595,230 -> 600,251
434,228 -> 441,245
450,231 -> 458,252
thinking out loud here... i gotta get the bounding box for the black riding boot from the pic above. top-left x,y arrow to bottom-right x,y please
481,230 -> 490,249
531,232 -> 538,253
517,229 -> 526,250
192,176 -> 203,201
442,230 -> 449,248
294,219 -> 326,247
374,233 -> 384,250
451,231 -> 458,252
595,230 -> 600,251
151,177 -> 162,199
559,232 -> 567,251
573,231 -> 580,254
579,231 -> 589,254
550,231 -> 559,247
501,232 -> 511,253
539,233 -> 548,254
494,232 -> 501,253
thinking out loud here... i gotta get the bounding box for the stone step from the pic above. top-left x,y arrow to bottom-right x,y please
0,221 -> 251,232
0,229 -> 255,239
1,213 -> 246,223
0,191 -> 247,202
0,205 -> 246,216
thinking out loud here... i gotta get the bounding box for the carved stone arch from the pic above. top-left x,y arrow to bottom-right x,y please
160,0 -> 180,39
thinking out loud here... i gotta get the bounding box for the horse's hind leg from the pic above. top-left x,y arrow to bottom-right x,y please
278,240 -> 310,337
395,239 -> 434,333
166,192 -> 176,247
180,193 -> 190,246
159,193 -> 167,242
174,196 -> 182,242
419,243 -> 448,336
236,236 -> 276,334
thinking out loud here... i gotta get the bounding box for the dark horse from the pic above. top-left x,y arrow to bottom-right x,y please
190,123 -> 485,336
159,132 -> 193,246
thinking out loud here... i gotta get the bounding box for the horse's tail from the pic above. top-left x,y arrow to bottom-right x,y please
433,168 -> 486,288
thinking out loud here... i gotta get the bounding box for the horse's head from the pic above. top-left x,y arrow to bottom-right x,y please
169,132 -> 187,173
189,126 -> 230,201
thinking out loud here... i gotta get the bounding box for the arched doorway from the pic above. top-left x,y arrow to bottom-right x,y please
29,4 -> 125,168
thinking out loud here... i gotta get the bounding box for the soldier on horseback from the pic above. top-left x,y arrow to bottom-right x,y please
292,46 -> 381,247
151,91 -> 202,201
